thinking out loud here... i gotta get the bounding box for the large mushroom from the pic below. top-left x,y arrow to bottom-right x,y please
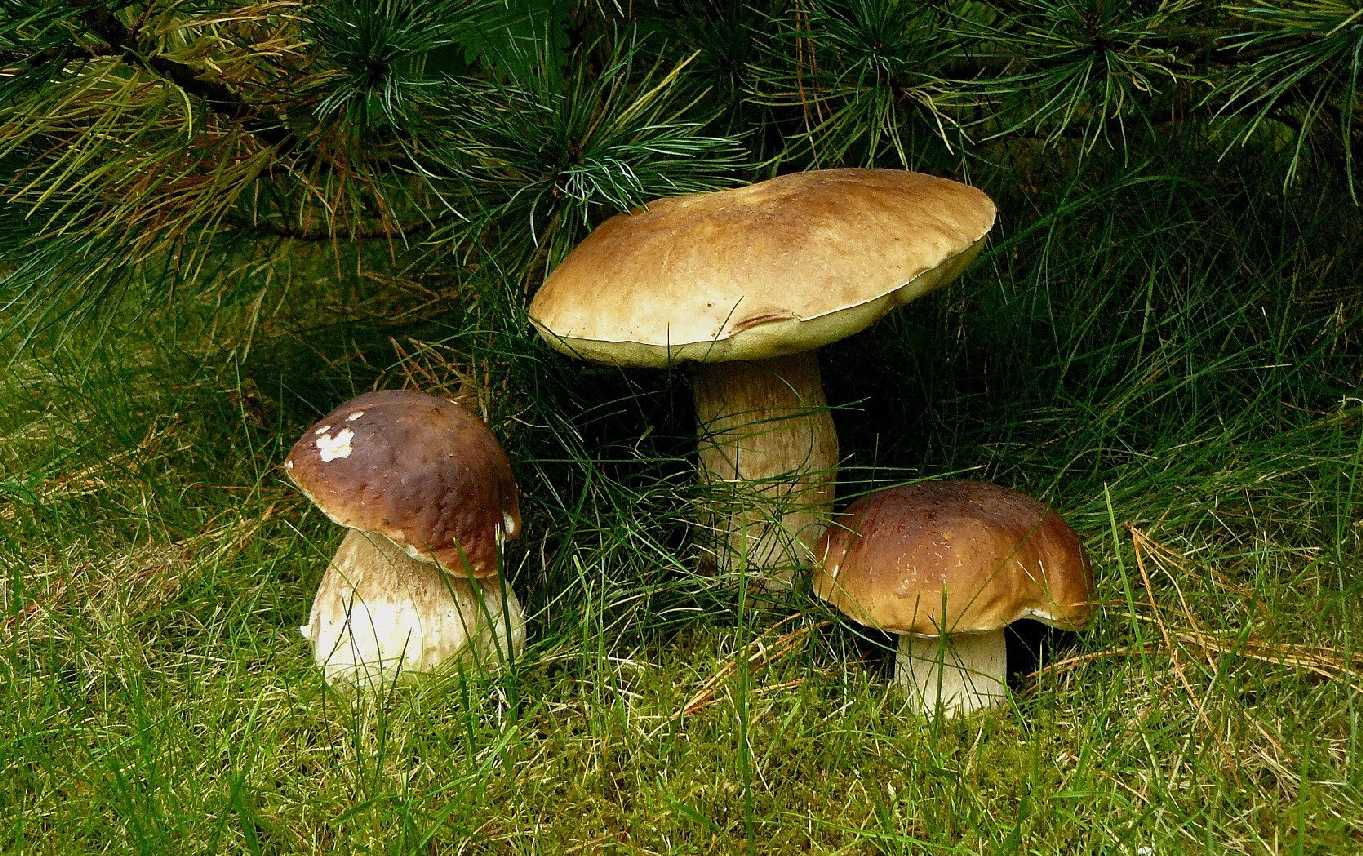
812,480 -> 1094,716
285,389 -> 526,688
529,169 -> 995,587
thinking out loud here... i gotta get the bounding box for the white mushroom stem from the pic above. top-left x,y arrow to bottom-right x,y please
302,529 -> 525,690
895,630 -> 1007,717
691,351 -> 839,589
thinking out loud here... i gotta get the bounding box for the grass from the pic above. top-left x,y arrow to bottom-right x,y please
1,150 -> 1361,854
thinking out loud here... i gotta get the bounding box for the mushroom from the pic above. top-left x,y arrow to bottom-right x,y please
811,480 -> 1094,716
285,389 -> 526,688
528,169 -> 995,587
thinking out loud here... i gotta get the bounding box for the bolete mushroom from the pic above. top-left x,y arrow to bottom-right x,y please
812,480 -> 1093,716
529,169 -> 995,587
285,389 -> 526,688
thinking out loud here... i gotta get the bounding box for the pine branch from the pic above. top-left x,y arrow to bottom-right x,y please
72,3 -> 294,151
229,210 -> 465,242
0,41 -> 117,68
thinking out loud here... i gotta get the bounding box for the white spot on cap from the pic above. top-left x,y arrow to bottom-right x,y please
284,459 -> 294,469
502,512 -> 517,536
314,424 -> 331,435
347,411 -> 365,422
316,427 -> 354,462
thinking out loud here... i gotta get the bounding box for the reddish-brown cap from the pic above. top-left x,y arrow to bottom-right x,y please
284,390 -> 520,579
812,481 -> 1093,636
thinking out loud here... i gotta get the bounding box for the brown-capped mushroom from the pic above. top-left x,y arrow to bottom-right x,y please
529,169 -> 995,588
285,389 -> 525,687
812,481 -> 1094,716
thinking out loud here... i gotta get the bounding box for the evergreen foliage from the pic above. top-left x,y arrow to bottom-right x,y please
2,1 -> 1361,339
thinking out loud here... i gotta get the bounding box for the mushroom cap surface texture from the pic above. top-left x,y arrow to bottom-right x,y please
285,390 -> 520,579
529,168 -> 996,367
812,481 -> 1093,636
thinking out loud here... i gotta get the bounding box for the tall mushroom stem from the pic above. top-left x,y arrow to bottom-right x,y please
894,631 -> 1007,716
303,530 -> 526,689
692,351 -> 839,589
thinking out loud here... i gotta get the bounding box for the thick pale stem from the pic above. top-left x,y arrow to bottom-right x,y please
692,351 -> 839,589
302,529 -> 525,690
895,630 -> 1007,717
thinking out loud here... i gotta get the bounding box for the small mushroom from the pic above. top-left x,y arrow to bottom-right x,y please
811,481 -> 1094,716
285,390 -> 525,688
529,169 -> 995,588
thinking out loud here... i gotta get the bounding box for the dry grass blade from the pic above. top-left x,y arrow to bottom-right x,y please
1036,621 -> 1363,691
1029,644 -> 1151,677
1034,529 -> 1363,693
1128,616 -> 1363,689
1131,526 -> 1363,688
645,616 -> 824,737
678,617 -> 814,717
2,508 -> 274,645
0,418 -> 181,521
1129,524 -> 1217,672
388,337 -> 498,420
1130,523 -> 1240,779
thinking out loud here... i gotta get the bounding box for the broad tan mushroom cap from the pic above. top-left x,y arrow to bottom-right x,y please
285,390 -> 520,579
529,169 -> 996,367
812,481 -> 1093,636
